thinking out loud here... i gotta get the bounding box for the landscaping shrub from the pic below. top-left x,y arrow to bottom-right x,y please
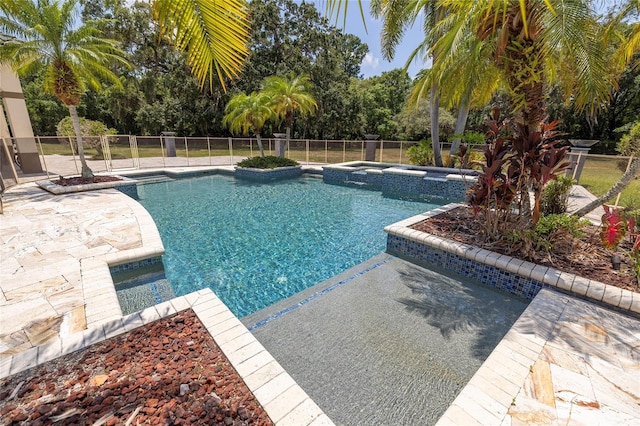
406,139 -> 434,166
237,156 -> 299,169
541,176 -> 574,216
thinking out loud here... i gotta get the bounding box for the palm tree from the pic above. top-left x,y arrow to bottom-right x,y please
371,0 -> 446,166
262,74 -> 317,157
223,92 -> 273,157
0,0 -> 130,178
152,0 -> 249,92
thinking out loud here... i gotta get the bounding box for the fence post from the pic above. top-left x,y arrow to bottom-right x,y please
160,135 -> 166,168
399,141 -> 403,164
306,139 -> 309,165
35,136 -> 51,178
361,140 -> 364,161
228,137 -> 233,165
68,136 -> 79,175
207,136 -> 211,166
342,140 -> 346,163
379,140 -> 384,162
325,140 -> 328,163
185,136 -> 189,166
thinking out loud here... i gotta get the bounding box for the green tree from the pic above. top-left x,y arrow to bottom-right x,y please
370,0 -> 447,165
223,92 -> 274,157
240,0 -> 367,139
263,74 -> 317,155
0,0 -> 131,178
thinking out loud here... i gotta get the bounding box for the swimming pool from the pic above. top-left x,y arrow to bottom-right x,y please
134,175 -> 441,317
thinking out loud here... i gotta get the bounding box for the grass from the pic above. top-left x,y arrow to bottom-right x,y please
37,139 -> 638,209
577,156 -> 640,209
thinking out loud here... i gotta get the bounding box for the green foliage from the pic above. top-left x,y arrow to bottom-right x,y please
467,109 -> 571,240
56,116 -> 116,157
541,176 -> 575,216
237,156 -> 299,169
406,140 -> 434,166
56,117 -> 116,137
535,214 -> 589,239
509,214 -> 589,258
395,98 -> 456,141
618,121 -> 640,157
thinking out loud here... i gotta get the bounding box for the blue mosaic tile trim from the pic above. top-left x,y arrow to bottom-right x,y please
247,256 -> 394,331
116,184 -> 139,199
235,166 -> 302,181
150,281 -> 163,304
109,256 -> 163,274
387,235 -> 545,300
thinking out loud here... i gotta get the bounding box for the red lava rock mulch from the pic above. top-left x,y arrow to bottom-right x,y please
0,309 -> 273,426
53,175 -> 123,186
411,206 -> 638,292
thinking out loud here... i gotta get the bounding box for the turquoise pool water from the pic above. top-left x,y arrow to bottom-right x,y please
135,175 -> 441,317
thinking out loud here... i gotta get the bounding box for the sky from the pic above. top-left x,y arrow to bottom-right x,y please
305,1 -> 427,79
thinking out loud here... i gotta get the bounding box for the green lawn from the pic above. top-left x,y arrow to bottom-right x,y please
38,140 -> 637,209
578,156 -> 639,209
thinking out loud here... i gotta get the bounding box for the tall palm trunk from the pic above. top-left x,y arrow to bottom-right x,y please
68,105 -> 94,178
430,82 -> 443,167
572,157 -> 640,218
255,133 -> 265,157
449,91 -> 471,156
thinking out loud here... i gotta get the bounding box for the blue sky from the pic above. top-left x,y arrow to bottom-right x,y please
307,1 -> 427,79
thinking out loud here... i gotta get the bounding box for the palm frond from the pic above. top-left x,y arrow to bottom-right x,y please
153,0 -> 249,92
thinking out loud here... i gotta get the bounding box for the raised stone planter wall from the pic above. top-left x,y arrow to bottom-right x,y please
385,204 -> 640,315
235,166 -> 302,181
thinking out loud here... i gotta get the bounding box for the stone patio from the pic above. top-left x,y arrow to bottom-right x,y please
1,166 -> 638,425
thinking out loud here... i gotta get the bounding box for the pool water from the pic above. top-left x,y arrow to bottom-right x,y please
135,175 -> 441,317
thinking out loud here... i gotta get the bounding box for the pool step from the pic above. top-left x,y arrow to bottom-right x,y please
133,175 -> 176,185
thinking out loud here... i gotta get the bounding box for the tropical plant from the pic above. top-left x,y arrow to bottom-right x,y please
236,155 -> 298,169
151,0 -> 249,91
406,139 -> 435,166
223,92 -> 273,157
0,0 -> 130,177
468,109 -> 570,240
262,73 -> 317,156
370,0 -> 447,166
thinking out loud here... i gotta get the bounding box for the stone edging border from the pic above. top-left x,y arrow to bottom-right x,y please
384,203 -> 640,315
36,176 -> 138,194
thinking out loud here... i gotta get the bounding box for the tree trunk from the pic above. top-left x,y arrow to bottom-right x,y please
572,157 -> 640,218
284,126 -> 290,158
430,82 -> 443,167
449,91 -> 471,157
68,105 -> 94,178
255,133 -> 265,157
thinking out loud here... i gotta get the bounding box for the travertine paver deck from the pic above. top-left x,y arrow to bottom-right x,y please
437,288 -> 640,425
1,168 -> 638,425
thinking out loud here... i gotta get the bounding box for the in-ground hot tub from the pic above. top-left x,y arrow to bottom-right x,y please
322,161 -> 479,202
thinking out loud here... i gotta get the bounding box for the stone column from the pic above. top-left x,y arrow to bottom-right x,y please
364,134 -> 379,162
274,133 -> 286,158
0,65 -> 43,173
162,131 -> 176,157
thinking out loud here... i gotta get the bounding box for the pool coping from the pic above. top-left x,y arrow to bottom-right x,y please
384,203 -> 640,316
